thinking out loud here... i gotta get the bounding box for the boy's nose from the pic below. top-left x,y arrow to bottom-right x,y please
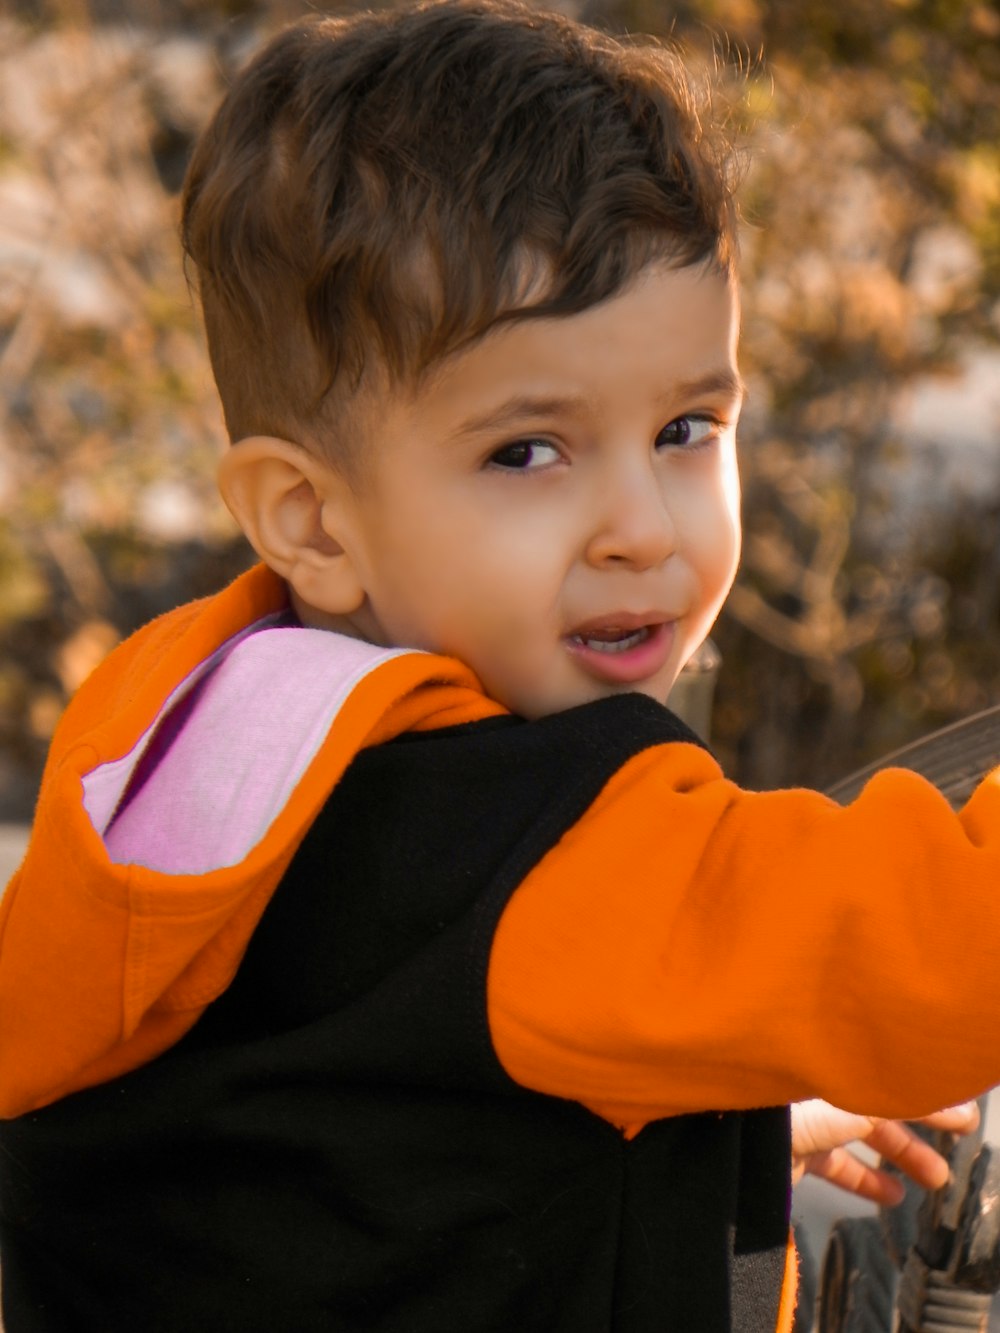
584,474 -> 678,571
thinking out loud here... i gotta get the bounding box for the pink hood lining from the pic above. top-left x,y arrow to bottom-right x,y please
82,618 -> 413,875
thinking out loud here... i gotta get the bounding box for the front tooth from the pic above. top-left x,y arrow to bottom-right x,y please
583,629 -> 646,653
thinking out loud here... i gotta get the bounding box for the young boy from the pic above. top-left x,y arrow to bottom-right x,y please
1,2 -> 998,1329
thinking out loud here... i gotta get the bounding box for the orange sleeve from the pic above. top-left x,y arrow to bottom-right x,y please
488,740 -> 1000,1130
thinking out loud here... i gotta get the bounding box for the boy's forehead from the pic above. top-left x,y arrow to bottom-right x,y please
412,262 -> 741,422
482,257 -> 736,347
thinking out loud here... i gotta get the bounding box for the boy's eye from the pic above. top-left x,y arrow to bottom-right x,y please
489,439 -> 561,470
655,415 -> 717,450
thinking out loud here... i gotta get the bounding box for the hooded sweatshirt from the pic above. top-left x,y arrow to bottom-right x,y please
3,562 -> 1000,1331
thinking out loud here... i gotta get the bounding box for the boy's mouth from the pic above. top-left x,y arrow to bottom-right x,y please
569,626 -> 651,654
565,618 -> 676,684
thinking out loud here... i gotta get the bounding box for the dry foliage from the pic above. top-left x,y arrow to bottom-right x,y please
0,0 -> 998,813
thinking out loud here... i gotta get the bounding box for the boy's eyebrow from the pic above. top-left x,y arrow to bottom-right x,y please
453,370 -> 745,439
669,369 -> 746,406
453,395 -> 594,438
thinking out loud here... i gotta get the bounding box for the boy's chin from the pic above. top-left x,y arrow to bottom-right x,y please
498,679 -> 678,723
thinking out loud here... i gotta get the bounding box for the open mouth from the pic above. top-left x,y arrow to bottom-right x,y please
565,620 -> 675,685
570,626 -> 652,655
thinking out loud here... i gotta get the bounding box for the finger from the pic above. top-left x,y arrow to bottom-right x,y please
914,1102 -> 980,1135
804,1148 -> 906,1206
865,1120 -> 950,1192
790,1101 -> 876,1158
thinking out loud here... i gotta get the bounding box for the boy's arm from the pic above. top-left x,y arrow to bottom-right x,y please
488,739 -> 1000,1130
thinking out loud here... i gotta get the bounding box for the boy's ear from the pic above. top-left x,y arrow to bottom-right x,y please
217,436 -> 366,616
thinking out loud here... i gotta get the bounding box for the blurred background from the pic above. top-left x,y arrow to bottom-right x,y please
0,0 -> 998,820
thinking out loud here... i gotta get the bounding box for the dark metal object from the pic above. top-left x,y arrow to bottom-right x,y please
816,709 -> 1000,1332
816,1105 -> 1000,1332
817,1217 -> 895,1332
825,703 -> 1000,808
895,1111 -> 1000,1332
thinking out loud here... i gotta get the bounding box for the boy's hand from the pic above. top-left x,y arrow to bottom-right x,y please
791,1099 -> 981,1205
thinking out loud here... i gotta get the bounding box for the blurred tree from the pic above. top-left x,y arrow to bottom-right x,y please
592,0 -> 1000,785
0,0 -> 997,815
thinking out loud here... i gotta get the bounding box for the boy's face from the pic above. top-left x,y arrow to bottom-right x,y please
328,261 -> 742,719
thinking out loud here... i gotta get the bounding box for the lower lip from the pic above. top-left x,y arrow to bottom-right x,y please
565,622 -> 675,685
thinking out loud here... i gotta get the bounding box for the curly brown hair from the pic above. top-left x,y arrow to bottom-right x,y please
181,0 -> 740,466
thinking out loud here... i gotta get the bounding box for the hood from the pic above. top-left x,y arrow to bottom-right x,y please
0,563 -> 501,1116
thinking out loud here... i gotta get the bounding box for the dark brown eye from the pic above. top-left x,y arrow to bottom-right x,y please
490,440 -> 560,470
655,417 -> 715,450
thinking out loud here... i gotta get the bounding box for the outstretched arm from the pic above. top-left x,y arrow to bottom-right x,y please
489,739 -> 1000,1127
